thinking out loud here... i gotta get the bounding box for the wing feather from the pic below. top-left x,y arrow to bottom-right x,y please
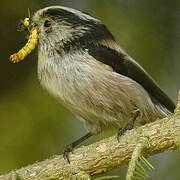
87,42 -> 175,113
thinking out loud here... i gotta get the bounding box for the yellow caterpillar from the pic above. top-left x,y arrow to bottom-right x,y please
10,26 -> 38,63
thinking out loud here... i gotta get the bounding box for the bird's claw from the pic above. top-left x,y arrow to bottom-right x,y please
117,127 -> 126,142
63,144 -> 73,163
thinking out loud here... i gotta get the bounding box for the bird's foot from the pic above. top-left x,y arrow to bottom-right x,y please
117,110 -> 140,142
63,144 -> 74,164
117,123 -> 134,142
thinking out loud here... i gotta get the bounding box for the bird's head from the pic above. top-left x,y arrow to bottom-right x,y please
32,6 -> 115,55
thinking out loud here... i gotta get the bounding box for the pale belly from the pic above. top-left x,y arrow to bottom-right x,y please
37,56 -> 165,134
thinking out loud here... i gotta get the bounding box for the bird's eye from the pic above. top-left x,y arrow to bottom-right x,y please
44,18 -> 51,27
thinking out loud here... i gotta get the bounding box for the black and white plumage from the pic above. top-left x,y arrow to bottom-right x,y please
32,6 -> 175,161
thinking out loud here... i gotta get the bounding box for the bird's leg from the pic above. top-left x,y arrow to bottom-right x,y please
117,110 -> 140,142
63,132 -> 92,163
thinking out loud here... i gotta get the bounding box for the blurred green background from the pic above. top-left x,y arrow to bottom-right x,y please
1,0 -> 180,179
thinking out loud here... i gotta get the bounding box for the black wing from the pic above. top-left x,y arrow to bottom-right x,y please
87,43 -> 175,113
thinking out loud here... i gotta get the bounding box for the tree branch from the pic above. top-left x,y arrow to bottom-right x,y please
1,92 -> 180,180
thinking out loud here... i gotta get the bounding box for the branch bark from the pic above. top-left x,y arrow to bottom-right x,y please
1,92 -> 180,180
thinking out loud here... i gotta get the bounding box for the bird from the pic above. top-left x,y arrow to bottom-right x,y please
31,6 -> 175,162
